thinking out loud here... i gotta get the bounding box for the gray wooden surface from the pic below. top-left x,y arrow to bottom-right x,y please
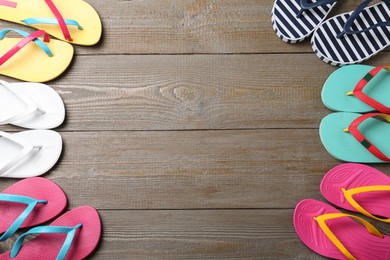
1,0 -> 390,259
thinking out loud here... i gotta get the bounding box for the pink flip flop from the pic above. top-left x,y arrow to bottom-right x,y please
0,177 -> 66,241
0,206 -> 101,260
294,199 -> 390,260
321,163 -> 390,222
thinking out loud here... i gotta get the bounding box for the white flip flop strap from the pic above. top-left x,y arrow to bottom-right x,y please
0,132 -> 34,176
0,80 -> 42,125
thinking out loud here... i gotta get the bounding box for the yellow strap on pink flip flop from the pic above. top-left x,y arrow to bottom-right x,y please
314,212 -> 383,260
342,185 -> 390,222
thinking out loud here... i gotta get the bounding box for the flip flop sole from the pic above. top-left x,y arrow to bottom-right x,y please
0,177 -> 67,234
271,0 -> 336,43
322,65 -> 390,113
0,38 -> 73,82
311,2 -> 390,66
321,163 -> 390,218
0,130 -> 62,178
294,199 -> 390,260
0,206 -> 101,260
319,112 -> 390,163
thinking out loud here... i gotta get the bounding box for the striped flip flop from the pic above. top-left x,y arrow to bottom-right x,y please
312,0 -> 390,66
271,0 -> 337,43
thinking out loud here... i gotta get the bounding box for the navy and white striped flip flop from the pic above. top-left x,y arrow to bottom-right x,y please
272,0 -> 337,43
312,0 -> 390,66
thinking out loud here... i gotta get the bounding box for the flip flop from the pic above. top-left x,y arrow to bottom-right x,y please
0,0 -> 102,46
0,28 -> 73,82
0,80 -> 65,129
0,177 -> 66,242
321,163 -> 390,223
271,0 -> 337,43
320,112 -> 390,163
294,199 -> 390,260
0,206 -> 101,260
0,130 -> 62,178
312,0 -> 390,66
322,65 -> 390,113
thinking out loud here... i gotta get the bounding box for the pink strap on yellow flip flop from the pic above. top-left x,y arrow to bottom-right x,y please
342,185 -> 390,222
314,212 -> 384,260
347,66 -> 390,114
0,0 -> 16,8
43,0 -> 73,41
344,113 -> 390,162
0,30 -> 50,67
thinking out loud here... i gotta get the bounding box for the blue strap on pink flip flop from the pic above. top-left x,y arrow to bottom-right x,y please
0,194 -> 47,241
10,224 -> 82,259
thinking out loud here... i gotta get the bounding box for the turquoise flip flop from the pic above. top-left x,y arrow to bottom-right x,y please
322,65 -> 390,114
319,112 -> 390,163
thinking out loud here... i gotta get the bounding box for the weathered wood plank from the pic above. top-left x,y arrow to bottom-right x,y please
93,209 -> 325,259
0,129 -> 354,209
0,0 -> 363,55
2,53 -> 338,131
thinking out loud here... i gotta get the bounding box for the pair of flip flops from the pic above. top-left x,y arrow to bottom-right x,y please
0,0 -> 102,82
0,177 -> 101,259
0,80 -> 65,178
295,163 -> 390,259
272,0 -> 390,66
320,64 -> 390,163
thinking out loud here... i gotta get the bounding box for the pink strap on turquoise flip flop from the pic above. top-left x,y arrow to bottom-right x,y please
0,29 -> 52,67
347,66 -> 390,114
345,113 -> 390,162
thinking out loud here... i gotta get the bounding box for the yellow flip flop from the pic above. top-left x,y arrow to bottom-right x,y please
0,29 -> 73,82
0,0 -> 101,46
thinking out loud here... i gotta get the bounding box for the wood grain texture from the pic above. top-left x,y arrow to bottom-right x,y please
2,0 -> 388,258
0,0 -> 368,55
0,129 -> 343,210
3,53 -> 338,132
93,209 -> 327,259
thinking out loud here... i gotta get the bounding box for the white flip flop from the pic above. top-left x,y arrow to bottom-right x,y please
0,130 -> 62,178
0,80 -> 65,129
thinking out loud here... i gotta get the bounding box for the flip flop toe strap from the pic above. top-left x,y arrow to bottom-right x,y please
0,132 -> 41,177
10,224 -> 83,260
342,185 -> 390,222
0,29 -> 52,67
344,113 -> 390,162
314,212 -> 383,260
338,0 -> 390,37
297,0 -> 336,17
0,80 -> 45,125
346,66 -> 390,114
22,0 -> 83,42
0,194 -> 47,241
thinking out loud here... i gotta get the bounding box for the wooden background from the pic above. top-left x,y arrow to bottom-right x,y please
1,0 -> 390,259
